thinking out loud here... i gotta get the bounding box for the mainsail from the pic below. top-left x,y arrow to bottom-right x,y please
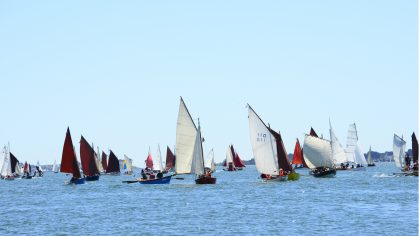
232,145 -> 246,168
191,121 -> 205,175
80,136 -> 99,177
367,146 -> 374,165
106,150 -> 120,173
153,145 -> 164,172
60,128 -> 81,179
165,146 -> 176,171
393,134 -> 406,169
1,146 -> 13,177
345,123 -> 367,166
145,148 -> 153,169
291,139 -> 304,165
412,133 -> 418,164
205,149 -> 216,172
175,97 -> 198,174
225,145 -> 235,168
302,135 -> 334,169
10,152 -> 20,175
101,152 -> 108,171
329,121 -> 347,165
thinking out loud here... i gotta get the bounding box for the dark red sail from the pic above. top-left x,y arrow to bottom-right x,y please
80,136 -> 99,177
165,146 -> 175,170
309,127 -> 319,137
412,132 -> 418,163
292,139 -> 303,165
233,151 -> 246,168
61,127 -> 81,179
106,150 -> 120,173
101,151 -> 108,171
10,152 -> 19,173
268,128 -> 293,173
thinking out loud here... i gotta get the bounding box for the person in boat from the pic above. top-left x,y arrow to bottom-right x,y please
149,172 -> 155,179
279,168 -> 284,177
260,173 -> 267,179
141,169 -> 147,180
157,171 -> 163,179
346,162 -> 349,169
405,154 -> 411,171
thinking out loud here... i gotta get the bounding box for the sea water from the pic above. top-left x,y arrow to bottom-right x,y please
0,162 -> 417,235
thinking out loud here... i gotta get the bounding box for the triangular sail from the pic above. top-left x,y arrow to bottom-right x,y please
154,145 -> 164,172
145,148 -> 153,169
269,128 -> 293,172
80,136 -> 99,177
175,97 -> 198,174
60,128 -> 81,178
52,160 -> 58,172
10,152 -> 19,175
225,145 -> 235,167
393,134 -> 406,169
291,139 -> 304,165
367,146 -> 374,165
412,133 -> 418,164
232,145 -> 246,168
329,121 -> 347,165
205,149 -> 216,172
165,146 -> 176,171
124,155 -> 133,173
310,127 -> 319,137
345,123 -> 367,166
247,105 -> 279,175
101,152 -> 108,171
302,135 -> 334,169
1,146 -> 13,177
191,122 -> 205,175
106,150 -> 120,173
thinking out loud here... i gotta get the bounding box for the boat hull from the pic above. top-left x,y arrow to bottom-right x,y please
139,175 -> 172,184
195,176 -> 216,184
21,175 -> 32,179
69,178 -> 85,185
85,175 -> 100,181
367,164 -> 376,167
262,175 -> 287,181
312,169 -> 336,178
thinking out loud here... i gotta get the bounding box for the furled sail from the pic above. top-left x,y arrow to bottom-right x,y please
60,128 -> 81,179
393,134 -> 406,169
175,97 -> 198,174
248,105 -> 279,175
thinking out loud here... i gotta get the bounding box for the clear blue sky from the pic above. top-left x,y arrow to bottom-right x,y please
0,0 -> 417,167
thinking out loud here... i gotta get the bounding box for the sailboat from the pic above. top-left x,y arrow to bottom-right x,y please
367,146 -> 375,167
123,155 -> 133,175
22,161 -> 33,179
412,132 -> 418,176
344,123 -> 367,170
1,145 -> 15,180
105,150 -> 120,175
145,148 -> 153,170
35,161 -> 44,177
302,134 -> 336,178
52,160 -> 59,173
205,149 -> 216,173
291,139 -> 307,169
80,136 -> 100,181
139,144 -> 172,184
164,146 -> 176,172
175,97 -> 216,184
329,120 -> 351,170
247,105 -> 300,181
223,145 -> 237,171
61,128 -> 85,184
233,146 -> 246,170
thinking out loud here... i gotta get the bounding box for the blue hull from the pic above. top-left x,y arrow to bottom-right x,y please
69,178 -> 85,185
139,175 -> 172,184
85,175 -> 100,181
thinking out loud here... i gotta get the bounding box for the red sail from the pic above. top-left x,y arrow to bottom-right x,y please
309,127 -> 319,137
412,132 -> 418,163
23,162 -> 28,172
80,136 -> 99,177
101,151 -> 108,171
61,127 -> 81,178
232,147 -> 246,168
165,146 -> 175,170
268,128 -> 293,173
292,139 -> 303,164
145,152 -> 153,169
10,152 -> 19,173
106,150 -> 120,173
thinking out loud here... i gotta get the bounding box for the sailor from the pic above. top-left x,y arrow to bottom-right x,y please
405,153 -> 411,171
157,171 -> 163,179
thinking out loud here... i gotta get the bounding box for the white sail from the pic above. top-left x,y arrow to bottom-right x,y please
248,106 -> 279,175
153,146 -> 164,172
329,121 -> 347,165
345,123 -> 367,166
303,135 -> 334,169
367,146 -> 374,165
225,145 -> 234,165
191,122 -> 205,175
393,134 -> 406,169
52,160 -> 58,172
205,149 -> 216,172
0,148 -> 4,176
175,98 -> 197,174
36,161 -> 43,172
1,146 -> 13,177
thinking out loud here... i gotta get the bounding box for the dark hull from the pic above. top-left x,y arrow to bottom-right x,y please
139,175 -> 172,184
69,178 -> 85,185
367,164 -> 376,167
21,175 -> 32,179
195,176 -> 216,184
312,169 -> 336,178
85,175 -> 100,181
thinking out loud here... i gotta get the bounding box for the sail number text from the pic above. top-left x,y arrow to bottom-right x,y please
257,133 -> 267,142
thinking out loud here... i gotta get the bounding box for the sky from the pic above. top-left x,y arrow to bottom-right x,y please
0,0 -> 417,167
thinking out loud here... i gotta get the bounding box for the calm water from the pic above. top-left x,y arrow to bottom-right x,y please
0,162 -> 417,235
